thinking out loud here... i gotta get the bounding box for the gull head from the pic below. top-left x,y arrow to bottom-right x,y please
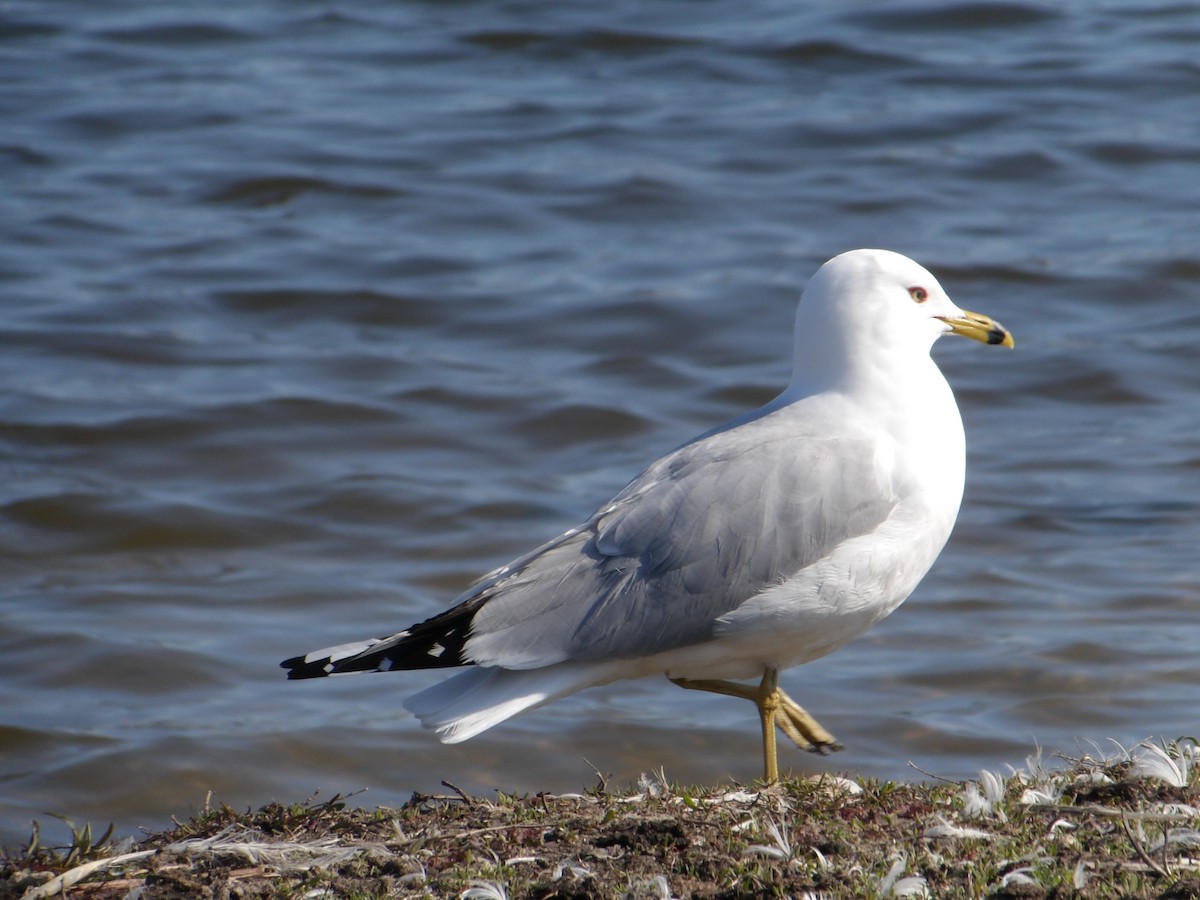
791,249 -> 1013,390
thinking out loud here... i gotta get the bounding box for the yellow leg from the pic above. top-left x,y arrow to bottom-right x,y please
670,670 -> 842,781
758,668 -> 780,783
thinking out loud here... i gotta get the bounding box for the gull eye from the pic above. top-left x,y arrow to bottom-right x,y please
909,286 -> 929,304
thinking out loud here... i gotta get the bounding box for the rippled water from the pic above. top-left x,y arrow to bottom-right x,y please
3,0 -> 1200,845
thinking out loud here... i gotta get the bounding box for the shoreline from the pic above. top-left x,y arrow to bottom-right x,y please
5,741 -> 1199,898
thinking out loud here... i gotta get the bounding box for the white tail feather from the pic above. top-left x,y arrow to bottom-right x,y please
403,663 -> 617,744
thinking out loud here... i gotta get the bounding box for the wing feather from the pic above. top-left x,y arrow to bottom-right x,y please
464,398 -> 900,668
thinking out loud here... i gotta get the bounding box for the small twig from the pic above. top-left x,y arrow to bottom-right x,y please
440,781 -> 474,807
1092,859 -> 1200,875
454,823 -> 551,841
906,760 -> 961,786
583,757 -> 608,794
1122,813 -> 1170,879
1029,804 -> 1198,824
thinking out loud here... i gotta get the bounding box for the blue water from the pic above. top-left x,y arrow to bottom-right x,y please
3,0 -> 1200,846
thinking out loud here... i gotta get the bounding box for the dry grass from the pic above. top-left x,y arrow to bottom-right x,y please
6,739 -> 1200,898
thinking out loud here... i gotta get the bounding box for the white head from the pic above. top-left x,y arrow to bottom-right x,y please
790,249 -> 1012,391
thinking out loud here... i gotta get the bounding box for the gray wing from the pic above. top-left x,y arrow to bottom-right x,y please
462,402 -> 900,669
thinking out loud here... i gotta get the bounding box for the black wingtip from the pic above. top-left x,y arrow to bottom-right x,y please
281,595 -> 485,681
280,654 -> 331,680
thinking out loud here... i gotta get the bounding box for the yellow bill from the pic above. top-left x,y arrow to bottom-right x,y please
938,310 -> 1015,348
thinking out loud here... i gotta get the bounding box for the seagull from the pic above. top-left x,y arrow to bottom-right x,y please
282,248 -> 1013,783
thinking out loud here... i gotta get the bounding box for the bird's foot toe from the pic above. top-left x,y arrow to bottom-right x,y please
808,738 -> 844,756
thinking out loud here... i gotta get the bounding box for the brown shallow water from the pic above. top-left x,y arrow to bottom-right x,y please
3,0 -> 1200,846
